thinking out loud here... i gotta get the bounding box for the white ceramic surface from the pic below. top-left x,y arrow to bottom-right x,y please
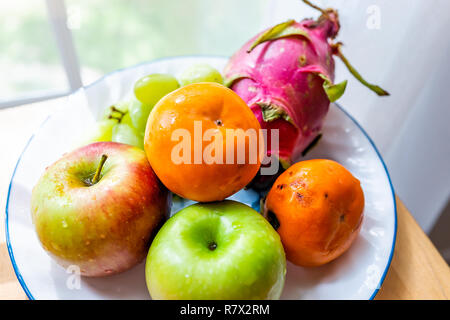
5,56 -> 396,300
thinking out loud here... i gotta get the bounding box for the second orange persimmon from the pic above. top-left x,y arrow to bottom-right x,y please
265,159 -> 365,267
145,83 -> 263,202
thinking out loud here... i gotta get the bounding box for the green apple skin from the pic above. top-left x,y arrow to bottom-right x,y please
146,200 -> 286,300
31,142 -> 171,277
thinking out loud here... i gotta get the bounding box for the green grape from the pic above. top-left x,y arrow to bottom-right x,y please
85,119 -> 116,143
79,119 -> 117,146
178,63 -> 224,86
99,100 -> 134,128
113,100 -> 130,112
134,73 -> 179,105
111,123 -> 143,149
120,111 -> 133,127
129,98 -> 153,136
100,100 -> 129,120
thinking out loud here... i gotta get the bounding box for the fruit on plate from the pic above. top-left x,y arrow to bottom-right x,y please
179,63 -> 224,86
79,118 -> 117,145
264,159 -> 364,267
81,73 -> 183,149
134,73 -> 180,106
128,98 -> 154,136
224,0 -> 388,184
81,103 -> 138,147
100,101 -> 130,122
31,142 -> 170,277
145,82 -> 263,202
145,200 -> 286,300
111,122 -> 143,149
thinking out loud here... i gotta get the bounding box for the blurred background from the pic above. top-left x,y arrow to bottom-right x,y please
1,0 -> 449,263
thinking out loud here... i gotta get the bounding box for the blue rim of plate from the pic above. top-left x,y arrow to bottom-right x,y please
5,55 -> 397,300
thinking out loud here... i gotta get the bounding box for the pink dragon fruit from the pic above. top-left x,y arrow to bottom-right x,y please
225,0 -> 388,183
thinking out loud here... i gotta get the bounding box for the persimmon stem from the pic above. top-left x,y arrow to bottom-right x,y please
92,154 -> 108,185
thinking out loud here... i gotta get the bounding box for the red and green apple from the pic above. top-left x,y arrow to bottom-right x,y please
31,142 -> 170,277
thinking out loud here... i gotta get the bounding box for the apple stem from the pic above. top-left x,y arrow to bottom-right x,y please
91,154 -> 108,185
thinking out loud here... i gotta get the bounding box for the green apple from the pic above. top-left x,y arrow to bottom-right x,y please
31,142 -> 171,277
145,200 -> 286,299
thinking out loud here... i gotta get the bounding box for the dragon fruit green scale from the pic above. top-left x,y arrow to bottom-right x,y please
224,11 -> 342,166
224,3 -> 388,169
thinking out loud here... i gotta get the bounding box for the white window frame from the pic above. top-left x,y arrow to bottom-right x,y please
0,0 -> 82,109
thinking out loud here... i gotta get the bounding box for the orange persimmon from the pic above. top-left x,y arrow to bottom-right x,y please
145,82 -> 263,202
265,159 -> 364,267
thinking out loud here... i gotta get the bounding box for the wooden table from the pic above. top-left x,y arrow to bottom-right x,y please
1,98 -> 449,300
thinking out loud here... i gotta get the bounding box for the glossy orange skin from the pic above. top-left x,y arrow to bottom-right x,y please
145,83 -> 263,202
265,159 -> 364,267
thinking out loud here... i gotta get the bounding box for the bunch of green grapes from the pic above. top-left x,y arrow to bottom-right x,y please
81,63 -> 223,149
80,100 -> 143,149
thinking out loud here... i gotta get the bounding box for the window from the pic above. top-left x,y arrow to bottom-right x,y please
0,0 -> 70,108
0,0 -> 268,108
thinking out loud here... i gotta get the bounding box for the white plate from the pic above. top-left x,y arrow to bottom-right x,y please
5,56 -> 397,300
